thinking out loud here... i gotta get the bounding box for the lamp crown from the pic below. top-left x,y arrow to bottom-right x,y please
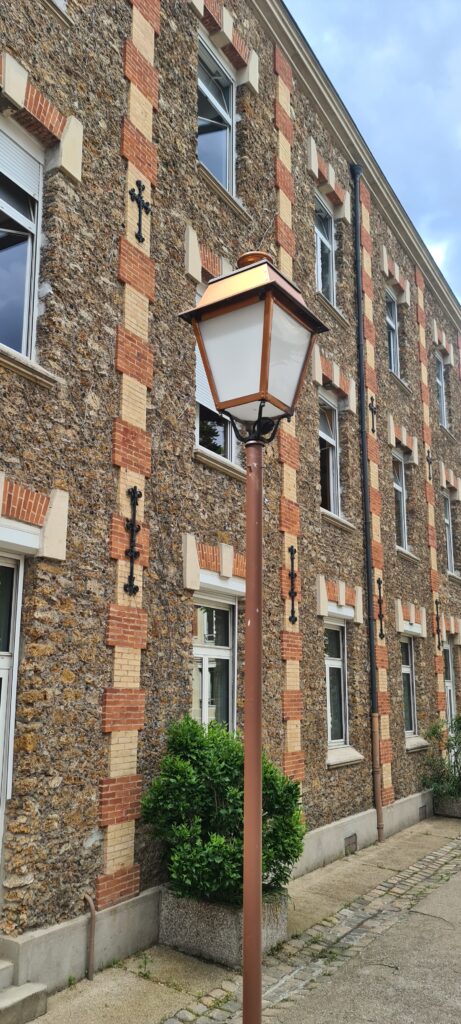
237,251 -> 274,269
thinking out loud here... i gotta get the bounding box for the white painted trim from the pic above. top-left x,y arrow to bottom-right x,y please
6,556 -> 23,798
199,569 -> 245,597
0,518 -> 40,555
327,601 -> 354,620
326,744 -> 364,768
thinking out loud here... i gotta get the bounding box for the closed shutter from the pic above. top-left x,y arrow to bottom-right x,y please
0,130 -> 42,198
195,344 -> 216,411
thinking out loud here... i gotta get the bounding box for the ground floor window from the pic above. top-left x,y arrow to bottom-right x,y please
192,597 -> 236,730
401,638 -> 417,735
443,641 -> 456,729
324,622 -> 347,745
0,554 -> 23,835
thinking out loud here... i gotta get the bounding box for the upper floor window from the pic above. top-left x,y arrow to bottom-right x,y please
435,352 -> 449,429
393,452 -> 408,550
0,124 -> 43,359
197,40 -> 235,193
401,638 -> 417,735
386,290 -> 400,376
319,395 -> 340,515
444,493 -> 455,574
192,599 -> 236,730
324,623 -> 348,745
315,194 -> 335,305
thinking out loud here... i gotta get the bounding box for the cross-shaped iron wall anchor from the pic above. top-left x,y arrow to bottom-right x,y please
129,180 -> 152,244
426,448 -> 433,481
368,396 -> 377,434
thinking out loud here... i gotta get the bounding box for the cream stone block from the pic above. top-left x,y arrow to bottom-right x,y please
126,163 -> 152,250
430,547 -> 438,570
335,190 -> 351,224
417,286 -> 424,308
0,472 -> 4,513
316,574 -> 328,617
398,280 -> 411,308
380,715 -> 390,741
219,542 -> 234,579
408,436 -> 418,466
279,248 -> 293,279
363,293 -> 373,322
381,762 -> 393,789
433,319 -> 438,346
285,719 -> 301,753
423,403 -> 430,426
132,8 -> 155,64
105,821 -> 136,873
116,560 -> 143,608
277,190 -> 292,228
369,461 -> 379,490
281,416 -> 296,438
361,205 -> 370,234
283,533 -> 298,564
354,586 -> 363,625
124,285 -> 149,339
387,413 -> 395,447
117,470 -> 145,519
121,376 -> 147,431
109,731 -> 139,778
283,465 -> 297,503
39,489 -> 69,561
2,53 -> 28,109
285,660 -> 300,690
277,131 -> 291,171
189,0 -> 204,16
311,344 -> 323,385
128,83 -> 153,140
439,460 -> 447,489
237,50 -> 259,95
276,77 -> 291,113
421,363 -> 428,386
371,513 -> 381,542
362,249 -> 372,278
377,667 -> 388,691
418,324 -> 426,345
183,532 -> 200,590
332,361 -> 340,389
306,136 -> 318,179
455,620 -> 461,646
345,378 -> 357,415
47,115 -> 84,185
400,425 -> 407,449
221,257 -> 233,275
211,6 -> 233,47
365,341 -> 375,371
381,244 -> 388,277
420,607 -> 427,639
428,504 -> 435,527
185,224 -> 202,283
113,647 -> 141,689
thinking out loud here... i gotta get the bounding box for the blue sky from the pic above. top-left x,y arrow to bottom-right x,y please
285,0 -> 461,302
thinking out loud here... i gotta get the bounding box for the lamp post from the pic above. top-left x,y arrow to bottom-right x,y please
180,252 -> 327,1024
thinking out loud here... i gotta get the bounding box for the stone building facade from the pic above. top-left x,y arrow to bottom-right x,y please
0,0 -> 460,989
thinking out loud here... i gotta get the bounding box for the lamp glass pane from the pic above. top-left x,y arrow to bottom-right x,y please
267,303 -> 312,409
199,300 -> 265,407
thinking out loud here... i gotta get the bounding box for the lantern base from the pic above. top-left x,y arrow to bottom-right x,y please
226,401 -> 290,445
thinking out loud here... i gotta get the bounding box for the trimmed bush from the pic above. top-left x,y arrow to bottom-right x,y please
142,716 -> 305,905
421,716 -> 461,800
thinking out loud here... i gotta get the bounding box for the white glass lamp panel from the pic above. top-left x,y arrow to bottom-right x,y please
267,303 -> 312,409
199,301 -> 265,408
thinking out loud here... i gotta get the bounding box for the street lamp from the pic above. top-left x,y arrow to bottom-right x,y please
180,252 -> 327,1024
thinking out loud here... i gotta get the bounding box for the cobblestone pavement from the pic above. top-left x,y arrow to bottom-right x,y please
160,832 -> 461,1024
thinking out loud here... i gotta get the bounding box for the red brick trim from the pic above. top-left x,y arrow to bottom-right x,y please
278,431 -> 299,470
275,158 -> 294,203
436,690 -> 447,712
274,101 -> 293,144
359,181 -> 371,210
1,480 -> 49,526
375,646 -> 389,669
123,40 -> 159,108
115,326 -> 154,388
112,418 -> 152,477
14,82 -> 66,146
109,515 -> 150,567
382,785 -> 395,806
233,552 -> 246,579
102,689 -> 146,733
99,775 -> 143,826
202,0 -> 222,34
281,631 -> 302,661
274,46 -> 293,91
118,237 -> 155,302
106,605 -> 148,649
275,216 -> 295,258
196,542 -> 246,579
282,691 -> 303,720
121,118 -> 158,184
283,751 -> 304,782
222,29 -> 250,70
130,0 -> 160,34
95,864 -> 141,910
280,497 -> 300,535
377,691 -> 391,715
199,244 -> 221,279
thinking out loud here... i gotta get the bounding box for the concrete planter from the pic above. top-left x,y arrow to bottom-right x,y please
159,888 -> 288,968
433,796 -> 461,818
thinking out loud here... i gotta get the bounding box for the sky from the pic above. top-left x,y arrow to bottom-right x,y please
284,0 -> 461,303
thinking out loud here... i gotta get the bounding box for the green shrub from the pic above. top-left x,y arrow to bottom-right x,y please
421,715 -> 461,800
141,716 -> 305,905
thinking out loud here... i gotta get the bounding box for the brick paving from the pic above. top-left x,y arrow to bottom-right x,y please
161,833 -> 461,1024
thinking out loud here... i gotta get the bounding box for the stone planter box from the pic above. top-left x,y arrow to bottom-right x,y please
434,796 -> 461,818
159,888 -> 288,968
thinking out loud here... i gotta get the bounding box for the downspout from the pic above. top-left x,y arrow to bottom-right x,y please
351,163 -> 384,842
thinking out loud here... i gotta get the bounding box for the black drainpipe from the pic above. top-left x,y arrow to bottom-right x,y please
351,163 -> 384,842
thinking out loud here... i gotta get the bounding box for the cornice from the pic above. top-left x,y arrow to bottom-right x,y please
248,0 -> 461,328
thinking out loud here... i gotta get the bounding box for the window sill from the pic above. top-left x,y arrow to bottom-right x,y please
314,291 -> 349,329
405,735 -> 429,753
194,446 -> 245,481
321,508 -> 356,532
197,164 -> 252,225
447,571 -> 461,587
327,745 -> 364,769
0,345 -> 62,390
396,546 -> 419,563
389,370 -> 412,395
440,424 -> 457,443
40,0 -> 73,25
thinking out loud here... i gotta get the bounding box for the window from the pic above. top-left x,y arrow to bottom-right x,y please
435,352 -> 449,429
0,125 -> 42,358
401,638 -> 417,735
319,396 -> 340,515
443,642 -> 456,732
393,453 -> 408,550
315,194 -> 335,304
195,339 -> 242,467
386,290 -> 400,376
324,624 -> 347,745
197,40 -> 235,193
444,494 -> 455,574
192,599 -> 236,730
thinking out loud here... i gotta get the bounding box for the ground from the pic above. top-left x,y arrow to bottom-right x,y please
45,817 -> 461,1023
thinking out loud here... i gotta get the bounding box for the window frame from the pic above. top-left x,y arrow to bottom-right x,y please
0,118 -> 44,361
393,451 -> 408,551
443,640 -> 456,730
192,595 -> 237,732
197,36 -> 236,195
319,392 -> 341,516
195,402 -> 242,467
314,192 -> 336,306
401,637 -> 417,737
444,492 -> 455,574
386,289 -> 400,377
435,351 -> 449,429
324,621 -> 348,748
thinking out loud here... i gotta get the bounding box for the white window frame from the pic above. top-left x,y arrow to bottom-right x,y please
0,118 -> 44,361
325,621 -> 348,747
319,391 -> 341,516
192,594 -> 237,732
435,351 -> 449,429
444,492 -> 455,574
401,637 -> 417,736
315,193 -> 336,305
386,289 -> 400,377
0,554 -> 24,828
443,640 -> 456,731
197,36 -> 236,195
393,451 -> 408,551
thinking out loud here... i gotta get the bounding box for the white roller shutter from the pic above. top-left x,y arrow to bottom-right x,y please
0,130 -> 42,198
195,344 -> 216,411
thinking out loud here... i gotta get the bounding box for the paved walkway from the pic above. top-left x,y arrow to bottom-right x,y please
46,817 -> 461,1024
